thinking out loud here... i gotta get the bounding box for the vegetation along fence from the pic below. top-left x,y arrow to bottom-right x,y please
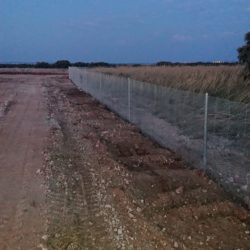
69,67 -> 250,207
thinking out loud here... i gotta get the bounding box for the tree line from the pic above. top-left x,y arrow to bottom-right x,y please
0,60 -> 117,69
0,60 -> 239,69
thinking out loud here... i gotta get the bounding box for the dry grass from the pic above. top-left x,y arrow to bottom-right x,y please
93,65 -> 250,103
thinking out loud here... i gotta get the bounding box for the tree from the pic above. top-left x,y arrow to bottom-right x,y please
35,62 -> 51,68
53,60 -> 71,68
156,61 -> 173,66
238,32 -> 250,76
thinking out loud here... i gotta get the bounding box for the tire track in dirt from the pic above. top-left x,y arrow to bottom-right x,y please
0,92 -> 32,245
0,75 -> 49,250
44,82 -> 120,249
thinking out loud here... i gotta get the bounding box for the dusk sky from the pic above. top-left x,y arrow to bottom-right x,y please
0,0 -> 250,63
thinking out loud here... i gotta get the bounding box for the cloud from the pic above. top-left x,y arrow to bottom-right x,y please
172,34 -> 193,42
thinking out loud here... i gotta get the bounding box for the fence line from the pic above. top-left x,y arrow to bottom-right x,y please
69,67 -> 250,207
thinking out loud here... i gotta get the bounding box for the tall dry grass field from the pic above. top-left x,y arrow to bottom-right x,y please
93,65 -> 250,103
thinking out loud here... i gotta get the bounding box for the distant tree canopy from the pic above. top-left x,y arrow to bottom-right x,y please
156,61 -> 173,66
238,31 -> 250,75
0,61 -> 117,69
53,60 -> 71,68
35,62 -> 51,68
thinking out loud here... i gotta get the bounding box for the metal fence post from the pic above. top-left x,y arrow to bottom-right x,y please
128,78 -> 131,121
203,92 -> 208,168
244,106 -> 249,158
99,74 -> 102,98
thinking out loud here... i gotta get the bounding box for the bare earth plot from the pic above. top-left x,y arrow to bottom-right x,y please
0,69 -> 250,250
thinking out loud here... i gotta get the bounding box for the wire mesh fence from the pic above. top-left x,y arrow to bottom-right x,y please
69,67 -> 250,207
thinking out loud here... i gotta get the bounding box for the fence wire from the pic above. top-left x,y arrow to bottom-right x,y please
69,67 -> 250,207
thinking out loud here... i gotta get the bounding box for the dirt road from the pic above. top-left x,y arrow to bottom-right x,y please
0,74 -> 48,249
0,69 -> 250,249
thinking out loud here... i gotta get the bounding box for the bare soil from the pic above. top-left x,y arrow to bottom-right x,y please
0,69 -> 249,249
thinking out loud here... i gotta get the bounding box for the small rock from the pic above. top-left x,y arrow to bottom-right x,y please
55,233 -> 60,238
136,207 -> 142,213
175,186 -> 184,194
174,241 -> 179,248
128,213 -> 134,219
206,236 -> 211,242
41,235 -> 48,241
36,169 -> 42,175
118,228 -> 123,235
